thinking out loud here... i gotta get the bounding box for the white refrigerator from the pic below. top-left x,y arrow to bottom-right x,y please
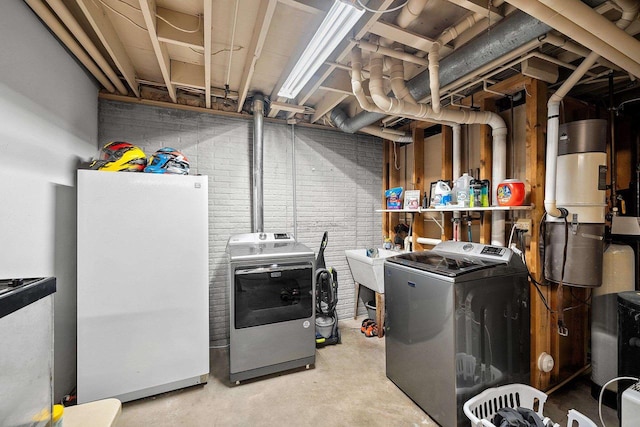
77,169 -> 209,403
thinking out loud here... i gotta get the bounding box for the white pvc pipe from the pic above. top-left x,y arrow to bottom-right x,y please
360,125 -> 412,143
389,54 -> 418,105
417,237 -> 442,246
397,0 -> 429,28
24,0 -> 116,93
351,47 -> 383,113
428,46 -> 441,113
44,0 -> 128,94
452,124 -> 462,179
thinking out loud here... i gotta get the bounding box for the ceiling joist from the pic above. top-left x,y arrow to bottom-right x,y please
444,0 -> 502,18
156,7 -> 204,50
76,0 -> 140,97
369,21 -> 452,55
138,0 -> 177,103
236,0 -> 279,112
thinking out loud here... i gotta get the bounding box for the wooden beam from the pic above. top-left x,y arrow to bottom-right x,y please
138,0 -> 176,102
525,77 -> 550,390
444,0 -> 502,17
204,0 -> 212,108
277,0 -> 325,15
170,60 -> 205,89
76,0 -> 139,97
317,69 -> 353,97
383,141 -> 392,239
462,73 -> 530,107
441,127 -> 453,241
236,0 -> 278,112
369,21 -> 451,55
156,7 -> 204,49
270,101 -> 307,114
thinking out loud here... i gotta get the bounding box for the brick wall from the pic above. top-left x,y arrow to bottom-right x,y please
99,99 -> 383,343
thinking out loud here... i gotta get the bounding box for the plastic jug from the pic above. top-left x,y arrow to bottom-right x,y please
434,181 -> 452,206
453,173 -> 473,207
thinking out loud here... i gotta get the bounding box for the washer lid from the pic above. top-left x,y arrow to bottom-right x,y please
385,251 -> 503,277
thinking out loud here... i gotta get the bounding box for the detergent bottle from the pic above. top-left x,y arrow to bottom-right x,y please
434,181 -> 452,206
453,173 -> 473,207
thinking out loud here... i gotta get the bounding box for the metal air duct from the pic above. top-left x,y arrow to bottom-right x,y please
252,94 -> 265,233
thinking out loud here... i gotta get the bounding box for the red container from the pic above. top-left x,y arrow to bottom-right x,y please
497,179 -> 525,206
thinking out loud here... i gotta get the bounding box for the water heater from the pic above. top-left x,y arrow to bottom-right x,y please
544,119 -> 607,287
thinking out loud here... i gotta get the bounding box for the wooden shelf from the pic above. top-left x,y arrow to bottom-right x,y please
377,205 -> 534,213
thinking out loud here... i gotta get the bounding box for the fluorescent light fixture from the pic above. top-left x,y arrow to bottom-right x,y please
277,0 -> 365,99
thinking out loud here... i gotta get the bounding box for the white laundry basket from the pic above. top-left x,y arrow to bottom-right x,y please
463,383 -> 547,427
463,383 -> 597,427
567,409 -> 597,427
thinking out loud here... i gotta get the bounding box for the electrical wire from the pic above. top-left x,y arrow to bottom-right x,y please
599,376 -> 638,427
356,0 -> 409,13
94,0 -> 147,31
225,0 -> 240,89
156,13 -> 202,34
393,141 -> 401,170
514,228 -> 555,314
96,0 -> 202,33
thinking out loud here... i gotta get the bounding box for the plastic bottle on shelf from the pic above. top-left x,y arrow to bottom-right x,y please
453,173 -> 473,207
434,181 -> 452,206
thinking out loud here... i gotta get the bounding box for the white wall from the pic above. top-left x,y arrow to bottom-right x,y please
0,2 -> 99,401
98,100 -> 384,343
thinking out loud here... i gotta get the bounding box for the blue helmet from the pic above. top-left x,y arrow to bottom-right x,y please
144,147 -> 190,175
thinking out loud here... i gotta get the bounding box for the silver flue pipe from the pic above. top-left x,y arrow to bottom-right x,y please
252,94 -> 265,233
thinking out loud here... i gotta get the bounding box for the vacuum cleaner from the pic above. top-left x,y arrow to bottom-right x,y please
315,231 -> 341,347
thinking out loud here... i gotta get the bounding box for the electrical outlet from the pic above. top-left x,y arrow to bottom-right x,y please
515,218 -> 532,233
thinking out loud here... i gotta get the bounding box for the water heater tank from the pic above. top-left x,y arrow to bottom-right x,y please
545,119 -> 607,287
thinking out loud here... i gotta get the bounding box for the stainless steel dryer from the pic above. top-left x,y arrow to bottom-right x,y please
384,241 -> 530,427
226,233 -> 315,383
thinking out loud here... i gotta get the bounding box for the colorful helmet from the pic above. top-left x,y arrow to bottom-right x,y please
144,147 -> 190,175
89,141 -> 147,172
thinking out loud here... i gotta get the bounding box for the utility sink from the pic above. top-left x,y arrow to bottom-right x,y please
344,249 -> 399,294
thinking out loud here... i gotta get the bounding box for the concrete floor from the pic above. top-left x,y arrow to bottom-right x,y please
118,318 -> 618,426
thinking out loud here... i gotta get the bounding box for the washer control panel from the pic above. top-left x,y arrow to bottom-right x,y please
433,241 -> 512,261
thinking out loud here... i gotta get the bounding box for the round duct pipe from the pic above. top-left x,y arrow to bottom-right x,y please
252,94 -> 265,233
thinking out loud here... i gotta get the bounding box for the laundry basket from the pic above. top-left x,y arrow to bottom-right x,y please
463,383 -> 547,427
463,383 -> 597,427
567,409 -> 597,427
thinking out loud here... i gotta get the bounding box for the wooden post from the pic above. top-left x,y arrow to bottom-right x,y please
442,126 -> 453,240
413,126 -> 426,250
383,140 -> 390,238
525,77 -> 551,389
